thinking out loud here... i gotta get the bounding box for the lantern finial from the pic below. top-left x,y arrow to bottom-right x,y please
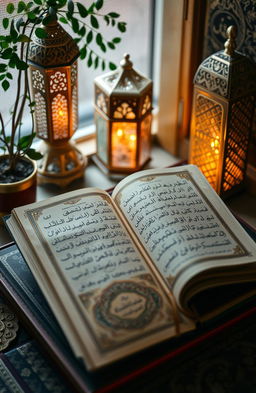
224,25 -> 237,56
120,53 -> 133,69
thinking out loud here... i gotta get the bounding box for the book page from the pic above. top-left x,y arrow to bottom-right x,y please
112,165 -> 256,310
7,188 -> 192,370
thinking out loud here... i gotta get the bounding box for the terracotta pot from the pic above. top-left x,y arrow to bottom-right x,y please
0,156 -> 37,218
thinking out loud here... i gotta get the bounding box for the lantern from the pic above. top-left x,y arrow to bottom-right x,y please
93,54 -> 152,175
189,26 -> 256,198
28,20 -> 87,186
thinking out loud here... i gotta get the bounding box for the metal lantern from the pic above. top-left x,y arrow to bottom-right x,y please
28,20 -> 87,186
93,54 -> 152,175
189,26 -> 256,198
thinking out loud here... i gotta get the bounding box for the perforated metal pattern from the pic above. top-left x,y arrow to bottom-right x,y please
191,94 -> 223,190
221,96 -> 255,193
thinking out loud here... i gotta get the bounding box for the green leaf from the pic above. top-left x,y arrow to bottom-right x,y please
87,51 -> 92,67
1,48 -> 12,59
35,27 -> 47,38
59,16 -> 68,24
16,60 -> 28,70
70,17 -> 79,33
0,64 -> 7,72
67,0 -> 74,15
112,37 -> 121,44
17,34 -> 31,42
26,148 -> 43,160
77,2 -> 88,18
104,15 -> 109,25
95,0 -> 103,10
6,3 -> 15,14
86,30 -> 93,44
107,42 -> 115,50
108,12 -> 120,18
109,62 -> 116,70
80,46 -> 87,60
17,1 -> 26,12
0,74 -> 5,81
90,15 -> 99,29
78,25 -> 86,37
100,42 -> 106,52
2,79 -> 10,91
27,11 -> 36,20
94,55 -> 99,68
87,3 -> 95,13
0,41 -> 8,49
96,32 -> 102,46
101,59 -> 105,71
10,20 -> 18,40
18,133 -> 35,149
6,72 -> 13,79
118,22 -> 126,33
3,18 -> 9,30
33,0 -> 42,4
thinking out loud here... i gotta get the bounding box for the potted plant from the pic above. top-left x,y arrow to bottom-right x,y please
0,0 -> 126,216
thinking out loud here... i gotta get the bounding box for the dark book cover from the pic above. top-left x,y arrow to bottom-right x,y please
1,340 -> 70,393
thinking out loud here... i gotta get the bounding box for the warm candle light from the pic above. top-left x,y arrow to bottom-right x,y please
189,25 -> 256,198
94,54 -> 152,174
112,122 -> 137,168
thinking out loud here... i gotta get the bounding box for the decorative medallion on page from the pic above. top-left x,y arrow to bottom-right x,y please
93,281 -> 162,330
0,304 -> 19,351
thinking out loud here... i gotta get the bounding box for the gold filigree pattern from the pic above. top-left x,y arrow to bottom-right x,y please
139,176 -> 156,182
0,304 -> 19,351
50,71 -> 67,93
233,245 -> 245,255
221,96 -> 254,193
63,198 -> 82,205
72,85 -> 78,133
96,92 -> 108,114
166,275 -> 175,287
31,210 -> 43,220
176,173 -> 191,180
34,92 -> 48,139
79,291 -> 96,310
113,102 -> 136,119
191,94 -> 223,189
32,69 -> 45,92
52,94 -> 68,139
71,62 -> 77,85
100,194 -> 111,203
141,94 -> 151,115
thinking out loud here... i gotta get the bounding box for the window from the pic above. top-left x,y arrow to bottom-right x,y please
0,0 -> 154,139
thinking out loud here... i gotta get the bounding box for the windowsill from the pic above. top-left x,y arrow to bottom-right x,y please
1,142 -> 256,247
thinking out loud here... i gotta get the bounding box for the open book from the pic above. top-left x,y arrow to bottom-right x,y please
6,165 -> 256,371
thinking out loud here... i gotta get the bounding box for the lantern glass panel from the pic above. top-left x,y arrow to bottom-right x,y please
191,93 -> 223,190
139,114 -> 151,166
95,112 -> 109,165
111,122 -> 137,168
221,96 -> 255,193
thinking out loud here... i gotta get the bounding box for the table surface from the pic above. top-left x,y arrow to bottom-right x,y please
1,146 -> 256,246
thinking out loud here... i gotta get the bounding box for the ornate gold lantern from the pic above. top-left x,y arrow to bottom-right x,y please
93,54 -> 152,175
28,20 -> 87,186
189,26 -> 256,198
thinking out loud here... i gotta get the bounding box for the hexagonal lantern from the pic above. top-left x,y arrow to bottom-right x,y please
28,19 -> 87,186
93,54 -> 153,175
189,26 -> 256,198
